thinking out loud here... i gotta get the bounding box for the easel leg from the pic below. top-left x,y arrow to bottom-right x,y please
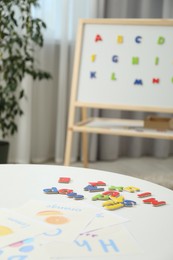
81,107 -> 88,167
82,132 -> 88,168
64,129 -> 73,166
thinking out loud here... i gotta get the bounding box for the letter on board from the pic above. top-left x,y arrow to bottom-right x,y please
95,34 -> 102,42
117,35 -> 123,44
134,79 -> 143,85
152,78 -> 160,84
135,36 -> 142,43
112,55 -> 119,63
132,57 -> 139,65
157,36 -> 165,44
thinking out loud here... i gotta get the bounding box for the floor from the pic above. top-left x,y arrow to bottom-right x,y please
68,156 -> 173,190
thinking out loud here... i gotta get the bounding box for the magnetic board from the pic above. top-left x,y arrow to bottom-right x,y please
75,19 -> 173,112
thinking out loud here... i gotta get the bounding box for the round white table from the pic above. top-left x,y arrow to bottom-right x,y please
0,164 -> 173,260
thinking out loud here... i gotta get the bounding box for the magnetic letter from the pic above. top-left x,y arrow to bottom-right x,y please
95,34 -> 102,42
155,57 -> 159,65
111,73 -> 116,80
152,78 -> 160,84
112,55 -> 119,63
75,240 -> 92,252
132,57 -> 139,64
157,36 -> 165,45
99,239 -> 119,253
90,72 -> 96,78
91,54 -> 96,62
135,36 -> 142,43
134,79 -> 143,85
117,35 -> 123,44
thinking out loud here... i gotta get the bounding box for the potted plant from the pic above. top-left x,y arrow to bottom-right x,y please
0,0 -> 51,163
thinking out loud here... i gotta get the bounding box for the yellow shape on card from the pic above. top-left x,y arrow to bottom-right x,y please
0,226 -> 13,236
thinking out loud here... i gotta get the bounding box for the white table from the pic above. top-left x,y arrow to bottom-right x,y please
0,164 -> 173,260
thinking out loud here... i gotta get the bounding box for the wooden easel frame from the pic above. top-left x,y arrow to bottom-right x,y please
64,19 -> 173,167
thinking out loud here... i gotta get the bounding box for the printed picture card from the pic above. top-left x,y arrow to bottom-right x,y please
0,208 -> 54,248
26,225 -> 142,259
16,200 -> 101,243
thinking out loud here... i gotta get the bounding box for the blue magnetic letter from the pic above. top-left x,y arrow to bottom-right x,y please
134,79 -> 143,85
90,72 -> 96,78
112,55 -> 119,63
135,36 -> 142,43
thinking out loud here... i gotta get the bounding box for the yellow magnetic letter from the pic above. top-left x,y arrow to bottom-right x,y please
91,54 -> 96,62
117,35 -> 123,44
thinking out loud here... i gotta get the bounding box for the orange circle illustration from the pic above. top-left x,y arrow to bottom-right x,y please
0,226 -> 13,236
45,215 -> 69,225
36,210 -> 63,216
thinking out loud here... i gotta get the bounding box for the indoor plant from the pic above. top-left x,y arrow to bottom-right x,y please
0,0 -> 51,163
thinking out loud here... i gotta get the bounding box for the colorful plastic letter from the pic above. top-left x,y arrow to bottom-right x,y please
137,192 -> 152,198
108,186 -> 123,192
152,200 -> 166,207
117,35 -> 123,44
135,36 -> 142,43
111,73 -> 116,80
114,186 -> 124,192
91,54 -> 96,62
132,57 -> 139,65
152,78 -> 160,84
134,79 -> 143,85
123,200 -> 137,207
109,195 -> 124,203
123,186 -> 140,192
92,194 -> 103,201
58,189 -> 73,194
105,203 -> 124,210
89,187 -> 104,192
74,194 -> 84,200
89,181 -> 106,186
102,191 -> 120,197
67,192 -> 77,198
112,55 -> 118,63
157,36 -> 165,45
43,187 -> 59,194
84,185 -> 94,191
58,177 -> 71,183
90,71 -> 96,78
95,34 -> 102,42
155,57 -> 159,65
143,198 -> 156,204
102,200 -> 115,207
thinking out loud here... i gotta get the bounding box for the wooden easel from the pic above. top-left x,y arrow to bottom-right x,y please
64,19 -> 173,167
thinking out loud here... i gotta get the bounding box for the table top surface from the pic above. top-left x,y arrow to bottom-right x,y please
0,164 -> 173,260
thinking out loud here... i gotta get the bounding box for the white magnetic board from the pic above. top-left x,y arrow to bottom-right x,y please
75,19 -> 173,112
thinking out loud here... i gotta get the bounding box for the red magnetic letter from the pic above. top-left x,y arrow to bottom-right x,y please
95,34 -> 102,42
